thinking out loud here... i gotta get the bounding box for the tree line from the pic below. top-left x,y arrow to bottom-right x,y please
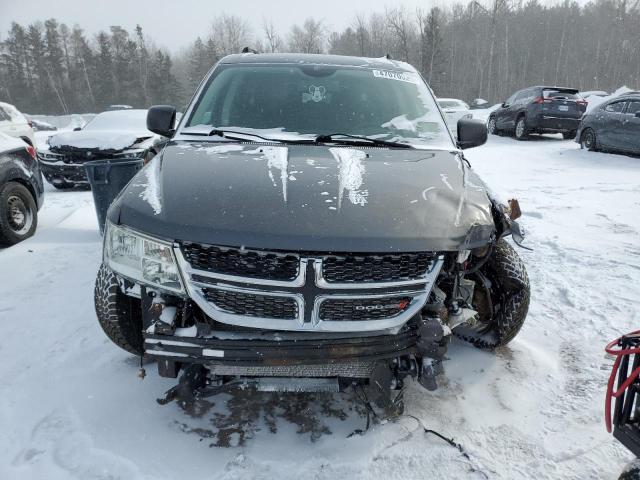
1,0 -> 639,115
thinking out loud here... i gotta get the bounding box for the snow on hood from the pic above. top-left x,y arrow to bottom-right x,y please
329,148 -> 368,208
48,130 -> 151,151
0,132 -> 27,153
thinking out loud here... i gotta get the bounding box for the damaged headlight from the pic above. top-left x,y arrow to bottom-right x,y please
104,222 -> 184,293
112,149 -> 146,159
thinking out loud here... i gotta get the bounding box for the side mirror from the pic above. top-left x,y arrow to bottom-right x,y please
73,127 -> 82,131
147,105 -> 176,137
457,118 -> 487,149
502,102 -> 509,108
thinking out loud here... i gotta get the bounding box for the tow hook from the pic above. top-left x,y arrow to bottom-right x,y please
416,311 -> 450,391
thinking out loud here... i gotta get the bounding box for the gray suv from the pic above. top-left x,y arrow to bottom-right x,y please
488,86 -> 587,140
93,53 -> 530,415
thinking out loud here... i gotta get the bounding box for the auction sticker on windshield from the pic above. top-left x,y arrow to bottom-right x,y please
372,69 -> 417,83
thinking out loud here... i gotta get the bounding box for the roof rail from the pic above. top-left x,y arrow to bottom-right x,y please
241,47 -> 258,54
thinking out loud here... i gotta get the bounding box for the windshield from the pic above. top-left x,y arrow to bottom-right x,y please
438,100 -> 465,109
185,64 -> 453,148
84,110 -> 148,131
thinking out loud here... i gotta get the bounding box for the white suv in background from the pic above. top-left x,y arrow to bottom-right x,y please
0,102 -> 35,147
437,98 -> 473,134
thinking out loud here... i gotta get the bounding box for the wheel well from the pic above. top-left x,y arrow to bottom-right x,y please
9,178 -> 38,205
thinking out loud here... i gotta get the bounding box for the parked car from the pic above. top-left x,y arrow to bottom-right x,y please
437,98 -> 473,131
93,53 -> 530,414
0,102 -> 35,147
580,90 -> 608,99
37,109 -> 164,189
488,86 -> 587,140
26,116 -> 57,132
0,132 -> 44,246
107,105 -> 133,111
469,98 -> 489,109
577,91 -> 640,155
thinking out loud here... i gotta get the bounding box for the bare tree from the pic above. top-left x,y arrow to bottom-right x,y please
288,18 -> 325,53
262,18 -> 282,53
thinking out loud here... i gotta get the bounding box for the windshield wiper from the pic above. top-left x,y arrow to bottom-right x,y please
314,133 -> 413,149
182,127 -> 313,145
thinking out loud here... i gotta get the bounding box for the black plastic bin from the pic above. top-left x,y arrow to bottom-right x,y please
85,158 -> 144,235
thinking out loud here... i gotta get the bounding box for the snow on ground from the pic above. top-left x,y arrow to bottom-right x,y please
1,134 -> 639,479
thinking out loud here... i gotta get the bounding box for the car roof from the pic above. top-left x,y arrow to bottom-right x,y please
522,86 -> 579,93
219,52 -> 415,72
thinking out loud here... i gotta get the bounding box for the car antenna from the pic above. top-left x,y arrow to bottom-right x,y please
241,46 -> 258,54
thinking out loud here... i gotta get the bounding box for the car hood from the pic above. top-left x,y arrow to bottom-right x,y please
48,130 -> 151,152
109,141 -> 496,252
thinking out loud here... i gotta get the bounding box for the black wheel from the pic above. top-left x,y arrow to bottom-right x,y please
454,240 -> 530,350
487,116 -> 498,135
620,461 -> 640,480
514,116 -> 528,140
580,128 -> 598,151
562,130 -> 577,140
0,181 -> 38,246
94,264 -> 144,355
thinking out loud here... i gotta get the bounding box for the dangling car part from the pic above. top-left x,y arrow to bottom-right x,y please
93,53 -> 530,415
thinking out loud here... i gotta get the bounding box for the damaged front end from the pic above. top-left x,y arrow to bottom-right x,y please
99,202 -> 529,416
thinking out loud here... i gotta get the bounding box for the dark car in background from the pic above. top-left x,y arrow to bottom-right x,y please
0,132 -> 44,246
37,109 -> 163,189
488,86 -> 587,140
577,92 -> 640,156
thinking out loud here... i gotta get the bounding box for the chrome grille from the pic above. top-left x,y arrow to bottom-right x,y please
176,244 -> 443,333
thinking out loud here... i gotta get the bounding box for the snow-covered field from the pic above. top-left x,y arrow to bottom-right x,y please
1,134 -> 639,479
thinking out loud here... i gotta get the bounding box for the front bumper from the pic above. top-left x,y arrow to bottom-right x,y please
38,159 -> 88,184
144,327 -> 417,368
538,115 -> 580,133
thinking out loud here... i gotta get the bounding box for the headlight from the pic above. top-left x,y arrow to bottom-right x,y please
38,151 -> 64,161
463,113 -> 473,120
104,222 -> 184,293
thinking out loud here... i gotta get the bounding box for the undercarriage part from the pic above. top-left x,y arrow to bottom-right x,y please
453,240 -> 530,349
416,313 -> 450,391
94,264 -> 143,355
206,361 -> 377,378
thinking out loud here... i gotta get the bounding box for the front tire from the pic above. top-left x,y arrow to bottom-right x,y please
580,128 -> 597,151
0,181 -> 38,246
454,240 -> 530,350
514,116 -> 528,140
94,264 -> 144,355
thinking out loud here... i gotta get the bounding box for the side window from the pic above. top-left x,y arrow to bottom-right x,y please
515,91 -> 529,104
505,92 -> 518,105
625,101 -> 640,116
605,101 -> 626,113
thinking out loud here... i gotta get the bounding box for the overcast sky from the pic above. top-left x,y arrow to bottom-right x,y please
0,0 -> 588,52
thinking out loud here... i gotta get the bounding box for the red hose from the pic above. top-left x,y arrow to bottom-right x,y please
605,330 -> 640,433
